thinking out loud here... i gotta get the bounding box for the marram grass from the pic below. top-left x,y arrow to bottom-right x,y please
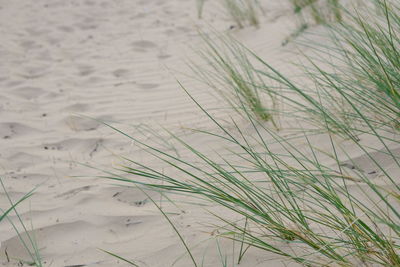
223,0 -> 260,28
291,0 -> 343,25
196,0 -> 261,28
0,179 -> 43,267
102,0 -> 400,266
190,32 -> 278,127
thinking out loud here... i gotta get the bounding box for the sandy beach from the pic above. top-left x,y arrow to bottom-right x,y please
1,0 -> 398,266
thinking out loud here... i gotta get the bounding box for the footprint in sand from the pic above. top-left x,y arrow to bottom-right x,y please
5,80 -> 24,88
340,147 -> 400,179
132,40 -> 157,51
110,188 -> 155,207
76,23 -> 98,31
57,25 -> 75,33
132,12 -> 147,20
62,103 -> 89,113
20,65 -> 51,79
11,86 -> 46,100
137,83 -> 159,90
84,0 -> 96,6
42,138 -> 103,156
0,233 -> 33,263
19,40 -> 40,50
55,185 -> 94,199
0,122 -> 40,139
63,115 -> 112,132
0,220 -> 97,261
64,116 -> 102,132
158,52 -> 171,59
6,172 -> 50,180
76,65 -> 95,77
176,26 -> 190,33
6,152 -> 44,170
112,68 -> 130,78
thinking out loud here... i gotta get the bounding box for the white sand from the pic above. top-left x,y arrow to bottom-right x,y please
0,0 -> 396,266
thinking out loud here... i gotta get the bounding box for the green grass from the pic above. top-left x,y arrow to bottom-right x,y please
280,0 -> 400,137
290,0 -> 342,25
0,178 -> 42,267
222,0 -> 260,28
103,85 -> 400,265
190,32 -> 278,126
0,182 -> 33,224
333,0 -> 400,127
102,0 -> 400,265
196,0 -> 206,19
197,0 -> 263,29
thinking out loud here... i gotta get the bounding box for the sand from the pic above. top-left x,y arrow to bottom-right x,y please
0,0 -> 396,266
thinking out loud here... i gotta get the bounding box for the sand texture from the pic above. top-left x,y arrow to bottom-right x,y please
0,0 -> 397,266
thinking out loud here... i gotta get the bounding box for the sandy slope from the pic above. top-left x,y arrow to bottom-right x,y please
1,0 -> 393,266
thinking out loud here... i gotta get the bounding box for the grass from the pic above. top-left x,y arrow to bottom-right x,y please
290,0 -> 343,25
0,181 -> 33,224
104,85 -> 400,265
190,32 -> 278,126
196,0 -> 206,19
197,0 -> 264,29
281,0 -> 400,138
333,0 -> 400,128
222,0 -> 260,28
283,0 -> 343,45
102,0 -> 400,266
0,178 -> 43,267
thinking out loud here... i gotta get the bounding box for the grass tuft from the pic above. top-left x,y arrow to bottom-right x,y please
223,0 -> 260,28
191,32 -> 278,126
290,0 -> 343,25
0,178 -> 42,267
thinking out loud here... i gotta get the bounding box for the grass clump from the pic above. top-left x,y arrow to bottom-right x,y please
191,33 -> 278,126
102,0 -> 400,265
269,0 -> 399,138
0,179 -> 42,267
223,0 -> 260,28
290,0 -> 342,25
280,0 -> 400,137
333,0 -> 400,129
197,0 -> 263,29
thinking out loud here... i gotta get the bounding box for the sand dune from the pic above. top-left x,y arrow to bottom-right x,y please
1,0 -> 395,266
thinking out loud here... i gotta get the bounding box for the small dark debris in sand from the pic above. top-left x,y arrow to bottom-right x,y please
125,218 -> 142,227
56,185 -> 92,199
89,139 -> 102,157
134,199 -> 148,207
340,163 -> 360,171
5,247 -> 9,262
3,135 -> 10,139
